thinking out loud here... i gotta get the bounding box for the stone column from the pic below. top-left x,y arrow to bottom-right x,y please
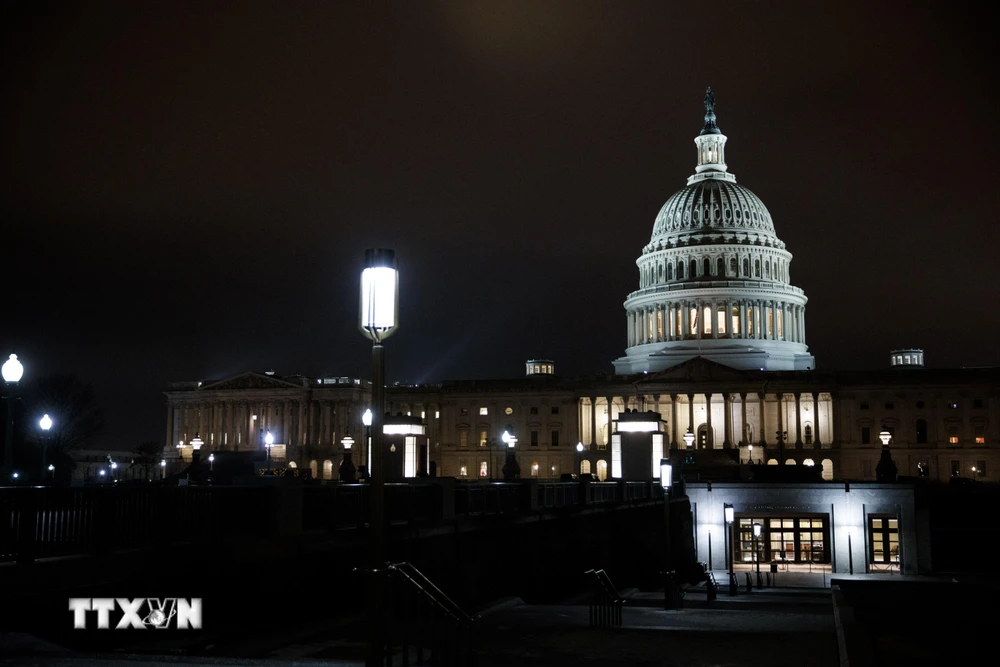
740,392 -> 748,446
687,393 -> 695,442
758,392 -> 767,447
705,393 -> 714,448
812,392 -> 822,446
711,303 -> 719,339
682,303 -> 690,339
777,394 -> 785,461
795,393 -> 803,445
590,397 -> 597,446
670,394 -> 679,448
723,393 -> 733,448
165,405 -> 173,452
739,300 -> 747,339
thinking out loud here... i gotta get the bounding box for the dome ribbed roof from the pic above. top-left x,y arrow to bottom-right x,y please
651,179 -> 775,239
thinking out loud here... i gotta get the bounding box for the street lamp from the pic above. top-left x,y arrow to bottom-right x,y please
2,353 -> 25,481
98,469 -> 106,482
208,453 -> 215,472
501,430 -> 519,480
110,461 -> 118,482
47,464 -> 55,480
39,413 -> 53,480
160,459 -> 166,480
264,431 -> 274,471
753,521 -> 763,586
846,527 -> 854,575
360,248 -> 399,667
879,428 -> 892,446
683,429 -> 695,448
362,408 -> 373,476
748,443 -> 754,464
660,459 -> 678,608
576,441 -> 584,476
724,503 -> 737,595
340,434 -> 356,482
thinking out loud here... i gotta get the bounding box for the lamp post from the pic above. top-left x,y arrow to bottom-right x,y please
747,443 -> 754,464
683,429 -> 695,449
2,353 -> 25,481
753,521 -> 763,587
208,453 -> 215,472
724,503 -> 737,595
47,464 -> 55,480
98,468 -> 106,483
39,413 -> 53,481
263,431 -> 273,472
707,527 -> 713,573
660,458 -> 679,608
360,248 -> 399,667
362,408 -> 372,478
110,461 -> 118,483
847,527 -> 854,575
340,435 -> 356,482
576,442 -> 584,476
160,459 -> 166,480
501,430 -> 519,480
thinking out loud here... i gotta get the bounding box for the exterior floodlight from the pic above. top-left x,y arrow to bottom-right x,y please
208,453 -> 215,463
501,430 -> 510,444
724,503 -> 734,524
190,433 -> 204,450
878,428 -> 891,445
683,430 -> 695,448
752,522 -> 762,538
2,354 -> 23,383
110,462 -> 117,470
362,409 -> 372,427
99,469 -> 106,477
341,435 -> 354,450
659,459 -> 672,490
264,431 -> 274,447
576,442 -> 584,452
12,472 -> 19,479
160,459 -> 166,468
40,414 -> 52,431
359,248 -> 399,343
48,464 -> 55,471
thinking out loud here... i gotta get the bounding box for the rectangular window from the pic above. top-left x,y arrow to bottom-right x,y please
862,459 -> 873,478
973,399 -> 984,408
884,402 -> 894,410
459,431 -> 468,448
551,431 -> 559,447
479,407 -> 488,416
861,426 -> 871,444
459,464 -> 468,477
551,406 -> 559,415
460,408 -> 468,416
976,460 -> 986,477
746,306 -> 754,336
479,430 -> 487,447
531,431 -> 539,447
951,460 -> 960,477
975,436 -> 985,444
479,461 -> 488,477
860,401 -> 869,410
435,410 -> 440,419
776,309 -> 783,338
949,436 -> 959,444
530,407 -> 538,415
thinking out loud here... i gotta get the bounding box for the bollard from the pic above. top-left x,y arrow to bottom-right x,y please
706,578 -> 717,601
745,572 -> 753,593
729,571 -> 739,596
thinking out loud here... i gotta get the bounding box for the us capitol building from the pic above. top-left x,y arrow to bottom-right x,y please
164,90 -> 997,491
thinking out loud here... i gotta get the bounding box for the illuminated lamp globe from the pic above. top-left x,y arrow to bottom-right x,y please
878,428 -> 892,446
2,354 -> 24,383
48,464 -> 55,472
264,431 -> 274,447
359,248 -> 399,343
190,434 -> 204,450
576,442 -> 584,453
659,459 -> 673,490
683,430 -> 695,448
341,435 -> 354,450
752,522 -> 762,538
724,503 -> 734,525
40,414 -> 52,431
362,409 -> 373,427
208,453 -> 215,463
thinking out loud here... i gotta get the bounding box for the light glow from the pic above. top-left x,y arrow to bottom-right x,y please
617,421 -> 660,433
362,409 -> 372,427
576,442 -> 584,452
404,436 -> 416,478
651,433 -> 664,478
40,414 -> 52,431
360,248 -> 399,341
48,464 -> 55,471
341,435 -> 354,449
383,423 -> 426,435
724,504 -> 734,524
611,434 -> 622,478
2,354 -> 24,383
190,434 -> 204,450
659,459 -> 672,489
264,431 -> 274,446
753,522 -> 762,537
683,430 -> 695,448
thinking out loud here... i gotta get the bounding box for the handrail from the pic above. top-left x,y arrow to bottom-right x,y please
390,561 -> 477,624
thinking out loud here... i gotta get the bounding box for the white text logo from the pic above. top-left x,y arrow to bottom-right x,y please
68,598 -> 202,629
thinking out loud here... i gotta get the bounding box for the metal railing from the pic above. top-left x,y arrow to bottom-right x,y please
381,561 -> 478,666
585,568 -> 624,627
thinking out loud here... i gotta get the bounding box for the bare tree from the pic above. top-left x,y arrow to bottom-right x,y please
132,439 -> 163,481
22,374 -> 105,456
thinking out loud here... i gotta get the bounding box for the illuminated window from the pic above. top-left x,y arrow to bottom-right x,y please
746,306 -> 754,335
731,306 -> 740,335
767,309 -> 773,337
657,310 -> 663,339
479,407 -> 488,416
479,462 -> 488,477
435,410 -> 440,419
581,460 -> 591,475
505,407 -> 513,415
716,306 -> 727,334
530,462 -> 539,477
421,411 -> 426,419
975,436 -> 985,444
460,408 -> 468,416
949,436 -> 959,444
459,431 -> 468,447
690,307 -> 699,335
479,430 -> 487,447
459,465 -> 468,477
703,306 -> 711,334
323,459 -> 333,480
904,355 -> 911,364
777,309 -> 783,338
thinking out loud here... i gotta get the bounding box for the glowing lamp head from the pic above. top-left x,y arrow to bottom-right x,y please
683,430 -> 695,448
48,464 -> 55,471
2,353 -> 24,383
208,454 -> 215,462
40,414 -> 52,431
190,434 -> 203,450
752,522 -> 762,538
264,431 -> 274,446
659,459 -> 672,490
12,472 -> 19,479
359,248 -> 399,342
362,408 -> 372,427
160,459 -> 166,468
576,442 -> 584,452
879,428 -> 892,446
341,435 -> 354,450
724,503 -> 734,525
99,469 -> 106,477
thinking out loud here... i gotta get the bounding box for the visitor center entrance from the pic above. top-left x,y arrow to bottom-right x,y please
733,514 -> 832,572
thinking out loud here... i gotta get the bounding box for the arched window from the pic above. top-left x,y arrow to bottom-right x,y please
731,306 -> 741,335
754,259 -> 761,277
716,257 -> 724,276
804,424 -> 813,445
658,264 -> 663,281
767,458 -> 779,466
784,459 -> 797,465
703,257 -> 710,276
742,258 -> 749,276
730,257 -> 737,275
322,459 -> 333,480
596,459 -> 608,481
530,462 -> 539,477
915,419 -> 928,444
581,460 -> 591,475
690,259 -> 698,278
821,459 -> 834,481
765,261 -> 770,279
678,262 -> 685,279
803,459 -> 815,467
667,264 -> 674,280
309,460 -> 318,479
287,461 -> 297,468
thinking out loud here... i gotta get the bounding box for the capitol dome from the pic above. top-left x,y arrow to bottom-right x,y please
613,88 -> 815,374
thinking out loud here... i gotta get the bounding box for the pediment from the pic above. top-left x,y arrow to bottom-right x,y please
200,372 -> 304,392
639,356 -> 760,385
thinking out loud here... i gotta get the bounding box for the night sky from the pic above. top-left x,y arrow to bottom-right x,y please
3,1 -> 998,449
